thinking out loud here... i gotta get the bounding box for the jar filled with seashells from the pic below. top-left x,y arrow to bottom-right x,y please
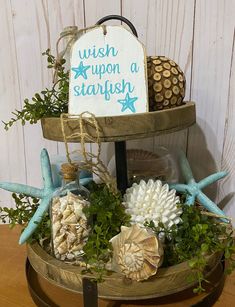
50,163 -> 90,263
147,56 -> 186,111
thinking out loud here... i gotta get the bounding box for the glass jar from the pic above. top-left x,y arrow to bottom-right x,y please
107,146 -> 179,185
50,163 -> 90,262
127,147 -> 179,184
59,162 -> 89,198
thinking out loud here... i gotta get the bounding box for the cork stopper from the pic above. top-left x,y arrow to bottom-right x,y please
61,163 -> 78,183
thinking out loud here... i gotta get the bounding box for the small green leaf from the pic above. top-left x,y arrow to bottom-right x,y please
188,259 -> 197,268
201,243 -> 209,252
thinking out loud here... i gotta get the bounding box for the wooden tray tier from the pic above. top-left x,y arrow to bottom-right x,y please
26,260 -> 225,307
27,242 -> 221,301
41,102 -> 195,143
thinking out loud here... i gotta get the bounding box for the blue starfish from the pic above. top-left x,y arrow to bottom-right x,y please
0,149 -> 59,244
71,61 -> 90,80
169,151 -> 229,222
118,92 -> 138,113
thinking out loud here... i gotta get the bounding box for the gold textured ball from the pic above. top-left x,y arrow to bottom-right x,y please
147,56 -> 186,111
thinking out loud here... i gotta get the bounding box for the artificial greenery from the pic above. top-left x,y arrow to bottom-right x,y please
3,49 -> 69,130
82,183 -> 130,277
145,204 -> 235,293
0,193 -> 51,245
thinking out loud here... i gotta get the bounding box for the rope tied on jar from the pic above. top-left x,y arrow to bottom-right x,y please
60,112 -> 117,195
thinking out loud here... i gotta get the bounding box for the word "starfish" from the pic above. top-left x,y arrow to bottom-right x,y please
0,149 -> 59,244
169,151 -> 229,222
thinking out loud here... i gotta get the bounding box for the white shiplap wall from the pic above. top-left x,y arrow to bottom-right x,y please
0,0 -> 235,221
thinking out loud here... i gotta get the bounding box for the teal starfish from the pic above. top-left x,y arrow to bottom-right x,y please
0,149 -> 59,244
118,92 -> 138,113
71,61 -> 90,80
169,151 -> 229,222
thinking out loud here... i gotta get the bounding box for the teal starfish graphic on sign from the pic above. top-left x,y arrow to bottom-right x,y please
118,93 -> 138,113
0,149 -> 59,244
169,151 -> 229,222
72,61 -> 90,80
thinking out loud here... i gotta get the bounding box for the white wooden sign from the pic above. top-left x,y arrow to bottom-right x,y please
69,26 -> 148,116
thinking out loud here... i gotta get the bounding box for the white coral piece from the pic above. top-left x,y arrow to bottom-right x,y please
110,224 -> 163,281
52,192 -> 90,261
124,179 -> 182,229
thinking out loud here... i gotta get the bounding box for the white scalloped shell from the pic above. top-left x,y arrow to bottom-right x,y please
124,179 -> 182,229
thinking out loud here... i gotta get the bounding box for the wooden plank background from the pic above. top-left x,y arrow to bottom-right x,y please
0,0 -> 234,223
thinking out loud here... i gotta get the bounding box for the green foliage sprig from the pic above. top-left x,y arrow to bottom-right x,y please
0,193 -> 38,226
82,183 -> 130,277
3,49 -> 69,130
0,193 -> 51,245
145,204 -> 235,293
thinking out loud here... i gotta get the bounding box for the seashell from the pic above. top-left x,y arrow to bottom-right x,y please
127,149 -> 159,161
110,224 -> 163,281
51,192 -> 90,262
57,240 -> 67,254
63,213 -> 77,224
67,253 -> 75,260
62,208 -> 73,220
53,220 -> 62,235
66,232 -> 76,244
108,147 -> 179,185
54,233 -> 65,246
124,179 -> 182,229
71,243 -> 84,252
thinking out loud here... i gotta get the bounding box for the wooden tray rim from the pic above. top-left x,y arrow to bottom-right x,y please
27,242 -> 222,300
41,101 -> 196,143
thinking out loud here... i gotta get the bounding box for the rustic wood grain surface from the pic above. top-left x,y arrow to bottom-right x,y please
27,239 -> 221,300
1,225 -> 235,307
41,102 -> 196,143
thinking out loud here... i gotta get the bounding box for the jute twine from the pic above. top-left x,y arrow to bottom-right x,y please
60,112 -> 118,195
53,24 -> 107,83
200,211 -> 232,221
195,201 -> 232,223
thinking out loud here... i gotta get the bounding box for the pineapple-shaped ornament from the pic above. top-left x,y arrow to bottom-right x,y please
51,163 -> 90,262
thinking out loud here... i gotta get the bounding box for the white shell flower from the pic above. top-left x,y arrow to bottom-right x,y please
124,179 -> 182,229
